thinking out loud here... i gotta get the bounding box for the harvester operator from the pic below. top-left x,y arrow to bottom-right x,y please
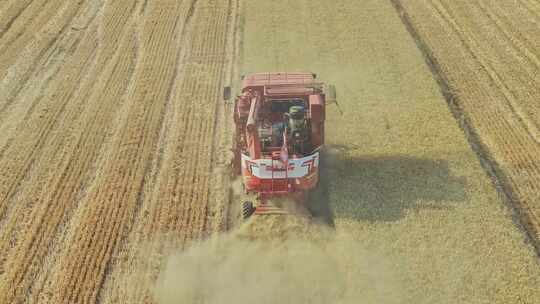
269,105 -> 308,154
285,105 -> 309,154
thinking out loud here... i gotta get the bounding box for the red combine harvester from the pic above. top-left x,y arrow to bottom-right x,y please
224,72 -> 335,219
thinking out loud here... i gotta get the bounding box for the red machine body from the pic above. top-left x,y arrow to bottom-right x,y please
233,72 -> 326,215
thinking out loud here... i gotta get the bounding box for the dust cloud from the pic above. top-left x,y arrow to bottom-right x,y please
153,215 -> 404,304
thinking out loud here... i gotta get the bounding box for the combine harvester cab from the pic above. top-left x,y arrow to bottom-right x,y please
226,72 -> 334,218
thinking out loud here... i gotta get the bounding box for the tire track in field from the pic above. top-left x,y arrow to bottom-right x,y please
0,0 -> 65,125
98,0 -> 201,300
0,0 -> 95,225
429,0 -> 540,147
457,0 -> 540,143
0,0 -> 138,225
0,21 -> 139,304
0,33 -> 97,225
173,2 -> 232,244
0,0 -> 91,221
206,0 -> 241,233
478,0 -> 540,69
394,0 -> 540,255
0,31 -> 137,303
0,33 -> 99,300
422,0 -> 540,180
98,1 -> 238,302
0,0 -> 89,119
0,0 -> 104,265
44,2 -> 194,302
425,0 -> 540,145
0,0 -> 41,39
482,0 -> 540,132
0,0 -> 101,163
425,0 -> 540,241
0,0 -> 70,89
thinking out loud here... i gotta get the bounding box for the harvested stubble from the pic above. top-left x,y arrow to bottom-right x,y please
0,0 -> 237,303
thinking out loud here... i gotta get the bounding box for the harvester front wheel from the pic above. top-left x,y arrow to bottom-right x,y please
242,201 -> 255,219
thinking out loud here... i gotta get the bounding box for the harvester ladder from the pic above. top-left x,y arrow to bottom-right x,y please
269,152 -> 288,193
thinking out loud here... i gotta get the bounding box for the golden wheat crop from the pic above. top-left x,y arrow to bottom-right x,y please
0,0 -> 538,303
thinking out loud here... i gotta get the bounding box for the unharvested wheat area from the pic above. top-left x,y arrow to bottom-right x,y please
0,0 -> 539,303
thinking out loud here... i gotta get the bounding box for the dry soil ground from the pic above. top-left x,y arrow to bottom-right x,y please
0,0 -> 539,303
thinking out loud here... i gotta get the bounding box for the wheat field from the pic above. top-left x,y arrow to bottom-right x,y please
0,0 -> 538,303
